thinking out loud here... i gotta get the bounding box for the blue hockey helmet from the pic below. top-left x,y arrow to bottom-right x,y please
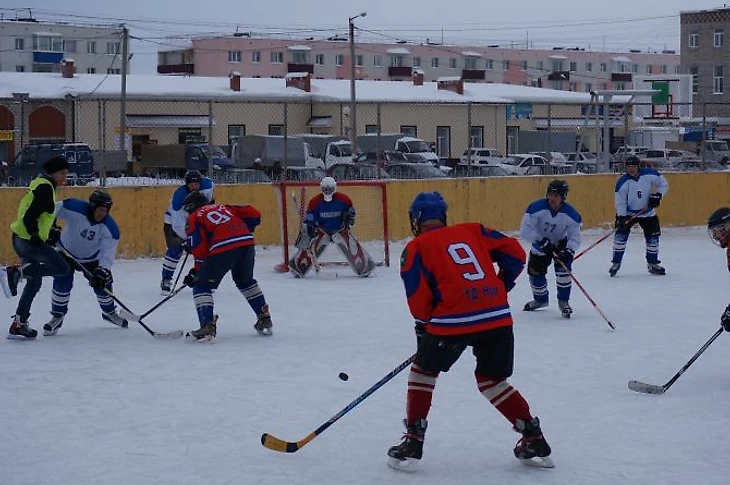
409,191 -> 448,235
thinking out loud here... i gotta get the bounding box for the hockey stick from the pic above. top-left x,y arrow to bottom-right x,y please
170,250 -> 190,292
120,285 -> 187,323
292,190 -> 322,275
628,327 -> 723,394
574,208 -> 650,262
60,249 -> 184,340
555,257 -> 615,331
261,353 -> 416,453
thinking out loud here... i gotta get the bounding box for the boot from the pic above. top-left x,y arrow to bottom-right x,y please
43,313 -> 65,336
187,321 -> 217,342
609,262 -> 621,277
160,279 -> 172,296
647,262 -> 666,275
254,304 -> 273,336
1,264 -> 21,298
387,419 -> 427,472
8,315 -> 38,340
514,417 -> 554,468
558,301 -> 572,319
523,300 -> 548,311
102,311 -> 129,328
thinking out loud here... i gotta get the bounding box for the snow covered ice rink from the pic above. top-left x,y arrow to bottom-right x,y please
2,226 -> 729,485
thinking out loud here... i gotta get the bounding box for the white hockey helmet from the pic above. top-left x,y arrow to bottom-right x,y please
320,176 -> 337,202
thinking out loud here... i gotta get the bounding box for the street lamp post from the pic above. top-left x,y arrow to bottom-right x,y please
349,12 -> 366,161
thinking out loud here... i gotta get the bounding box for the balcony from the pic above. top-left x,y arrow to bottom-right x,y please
388,66 -> 412,77
547,71 -> 570,81
611,72 -> 632,82
157,63 -> 195,75
287,63 -> 314,74
462,69 -> 486,80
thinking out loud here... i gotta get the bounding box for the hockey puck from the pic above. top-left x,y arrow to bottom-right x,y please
338,372 -> 349,381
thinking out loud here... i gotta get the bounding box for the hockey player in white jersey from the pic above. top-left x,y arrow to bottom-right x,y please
42,190 -> 127,336
160,170 -> 214,294
519,179 -> 582,318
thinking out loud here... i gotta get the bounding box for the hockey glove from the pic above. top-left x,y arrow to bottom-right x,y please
721,304 -> 730,332
554,247 -> 575,265
414,322 -> 426,345
90,267 -> 113,289
535,237 -> 554,257
648,193 -> 662,208
183,268 -> 198,288
498,270 -> 516,292
615,215 -> 629,231
47,225 -> 62,246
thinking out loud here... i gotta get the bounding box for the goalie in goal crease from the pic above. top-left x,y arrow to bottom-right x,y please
288,177 -> 376,278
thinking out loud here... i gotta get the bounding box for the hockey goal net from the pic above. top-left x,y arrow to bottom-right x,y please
273,181 -> 390,272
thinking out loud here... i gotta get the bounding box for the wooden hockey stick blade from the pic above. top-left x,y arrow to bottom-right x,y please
628,380 -> 665,394
260,432 -> 315,453
153,330 -> 185,340
117,306 -> 141,322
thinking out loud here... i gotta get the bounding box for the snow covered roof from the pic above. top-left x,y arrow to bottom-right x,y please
0,72 -> 597,105
386,47 -> 410,55
287,45 -> 312,51
461,51 -> 483,57
612,56 -> 632,63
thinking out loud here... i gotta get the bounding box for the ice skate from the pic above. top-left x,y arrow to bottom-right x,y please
102,311 -> 129,328
186,320 -> 217,342
7,315 -> 37,340
608,262 -> 621,277
42,313 -> 65,336
514,417 -> 554,469
1,264 -> 21,298
254,305 -> 273,336
558,301 -> 572,319
523,300 -> 548,312
160,279 -> 172,296
387,419 -> 427,472
647,262 -> 666,275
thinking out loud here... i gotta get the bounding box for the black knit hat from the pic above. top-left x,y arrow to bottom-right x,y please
42,156 -> 69,174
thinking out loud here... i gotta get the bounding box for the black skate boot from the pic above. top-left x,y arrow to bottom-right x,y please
43,313 -> 65,336
609,262 -> 621,277
8,315 -> 38,340
647,262 -> 666,275
514,417 -> 554,468
102,311 -> 129,328
254,304 -> 273,336
1,264 -> 21,298
160,279 -> 172,296
558,301 -> 572,319
387,419 -> 427,472
187,321 -> 217,342
523,300 -> 548,311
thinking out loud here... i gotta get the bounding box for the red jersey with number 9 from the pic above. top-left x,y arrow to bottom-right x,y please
400,222 -> 526,336
185,204 -> 261,261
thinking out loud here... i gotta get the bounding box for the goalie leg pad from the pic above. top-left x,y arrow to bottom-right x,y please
331,229 -> 375,277
288,232 -> 330,277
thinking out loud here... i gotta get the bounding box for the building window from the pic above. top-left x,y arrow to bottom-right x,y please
391,56 -> 405,67
268,124 -> 284,136
315,53 -> 324,65
228,125 -> 245,145
291,52 -> 307,64
486,59 -> 493,70
585,62 -> 592,72
646,65 -> 652,74
65,40 -> 76,53
569,61 -> 577,72
15,38 -> 24,50
400,125 -> 417,137
106,42 -> 120,55
551,59 -> 564,71
16,65 -> 25,72
335,54 -> 344,66
600,62 -> 607,72
520,60 -> 528,71
107,68 -> 121,74
715,29 -> 724,48
661,65 -> 667,74
87,67 -> 96,74
690,66 -> 699,94
365,124 -> 379,134
374,55 -> 382,67
465,57 -> 477,70
355,55 -> 363,67
470,126 -> 484,148
270,52 -> 283,64
502,60 -> 510,70
436,126 -> 451,158
585,82 -> 593,92
34,35 -> 64,52
537,60 -> 543,70
228,51 -> 241,63
714,66 -> 724,94
449,58 -> 457,69
252,51 -> 261,63
87,41 -> 96,54
615,82 -> 626,90
412,57 -> 421,68
632,63 -> 639,73
689,31 -> 699,48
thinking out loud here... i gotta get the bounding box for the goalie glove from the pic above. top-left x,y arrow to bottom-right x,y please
295,223 -> 317,250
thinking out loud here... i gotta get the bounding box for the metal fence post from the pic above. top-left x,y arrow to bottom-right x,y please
467,102 -> 472,167
701,102 -> 707,168
208,100 -> 214,176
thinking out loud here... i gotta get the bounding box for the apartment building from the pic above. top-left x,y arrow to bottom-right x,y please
681,7 -> 730,117
158,36 -> 680,93
0,18 -> 128,75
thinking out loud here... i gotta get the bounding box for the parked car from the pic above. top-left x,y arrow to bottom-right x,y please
641,149 -> 687,168
9,142 -> 94,186
450,164 -> 509,178
213,168 -> 272,184
354,150 -> 408,164
459,148 -> 504,165
670,159 -> 725,172
327,163 -> 390,181
279,166 -> 326,181
384,163 -> 448,179
496,154 -> 548,175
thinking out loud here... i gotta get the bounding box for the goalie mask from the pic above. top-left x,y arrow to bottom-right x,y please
708,207 -> 730,248
409,191 -> 447,236
320,177 -> 337,202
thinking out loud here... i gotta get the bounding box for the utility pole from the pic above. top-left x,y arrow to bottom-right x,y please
119,25 -> 129,160
348,12 -> 366,161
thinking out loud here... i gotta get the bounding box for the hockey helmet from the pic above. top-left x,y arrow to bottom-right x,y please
625,155 -> 641,167
546,179 -> 569,200
182,191 -> 209,213
409,191 -> 448,235
185,169 -> 203,186
320,176 -> 337,202
89,189 -> 113,210
708,207 -> 730,248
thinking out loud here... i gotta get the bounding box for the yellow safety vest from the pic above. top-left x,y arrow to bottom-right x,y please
10,177 -> 56,240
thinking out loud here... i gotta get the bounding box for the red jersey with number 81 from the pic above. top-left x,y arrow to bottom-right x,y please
185,204 -> 261,261
400,222 -> 526,336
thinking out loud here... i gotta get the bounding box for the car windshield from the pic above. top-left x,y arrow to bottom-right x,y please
502,156 -> 523,166
336,144 -> 353,157
403,140 -> 431,153
707,141 -> 729,150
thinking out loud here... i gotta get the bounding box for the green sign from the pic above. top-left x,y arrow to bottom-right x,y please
652,81 -> 670,104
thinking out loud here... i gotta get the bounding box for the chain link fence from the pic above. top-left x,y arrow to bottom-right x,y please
1,98 -> 728,187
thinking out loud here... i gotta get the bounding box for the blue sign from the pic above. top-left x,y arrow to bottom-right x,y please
506,104 -> 533,120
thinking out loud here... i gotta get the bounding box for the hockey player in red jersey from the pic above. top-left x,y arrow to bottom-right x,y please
181,191 -> 273,341
708,207 -> 730,332
387,191 -> 554,471
288,177 -> 375,277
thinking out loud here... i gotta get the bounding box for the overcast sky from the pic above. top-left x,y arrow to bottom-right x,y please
3,1 -> 723,74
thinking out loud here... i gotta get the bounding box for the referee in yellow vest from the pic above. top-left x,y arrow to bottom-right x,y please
6,156 -> 71,339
